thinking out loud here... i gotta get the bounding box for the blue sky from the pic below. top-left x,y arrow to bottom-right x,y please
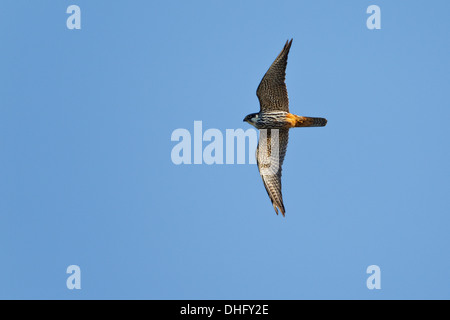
1,0 -> 449,299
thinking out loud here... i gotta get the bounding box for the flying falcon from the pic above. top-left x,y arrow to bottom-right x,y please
243,39 -> 327,217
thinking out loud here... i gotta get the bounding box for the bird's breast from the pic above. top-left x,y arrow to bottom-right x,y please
257,111 -> 292,129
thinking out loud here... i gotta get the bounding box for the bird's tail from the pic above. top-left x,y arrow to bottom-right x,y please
293,115 -> 327,127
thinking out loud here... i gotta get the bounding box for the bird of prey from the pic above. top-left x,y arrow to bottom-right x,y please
243,39 -> 327,217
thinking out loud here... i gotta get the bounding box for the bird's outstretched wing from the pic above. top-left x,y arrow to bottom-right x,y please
256,128 -> 289,216
256,39 -> 293,113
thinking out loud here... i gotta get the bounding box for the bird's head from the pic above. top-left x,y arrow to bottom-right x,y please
243,113 -> 259,127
